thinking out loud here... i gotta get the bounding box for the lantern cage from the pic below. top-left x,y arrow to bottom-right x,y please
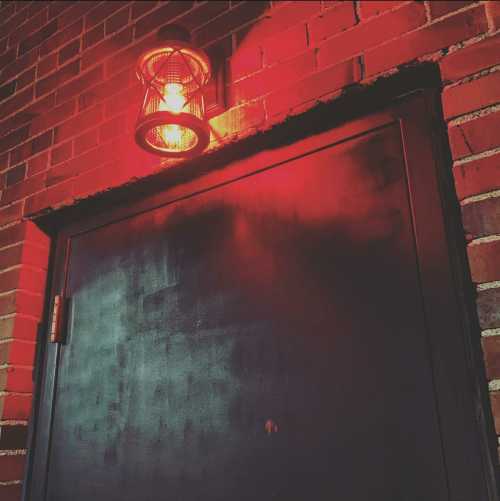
135,28 -> 211,158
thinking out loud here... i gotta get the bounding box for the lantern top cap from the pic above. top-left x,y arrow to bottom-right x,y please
157,24 -> 191,43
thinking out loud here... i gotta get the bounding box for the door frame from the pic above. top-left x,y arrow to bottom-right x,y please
24,89 -> 500,500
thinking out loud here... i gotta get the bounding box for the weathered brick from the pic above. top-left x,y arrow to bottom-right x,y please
365,6 -> 488,76
468,240 -> 500,283
0,484 -> 22,501
39,18 -> 83,57
5,164 -> 26,187
55,65 -> 103,105
266,58 -> 361,117
0,339 -> 36,367
8,9 -> 47,47
17,66 -> 36,89
58,39 -> 80,65
443,71 -> 500,120
74,128 -> 99,155
263,23 -> 308,66
48,0 -> 72,19
0,126 -> 30,155
0,266 -> 46,294
0,172 -> 46,207
132,1 -> 157,19
209,100 -> 266,140
31,99 -> 76,136
308,2 -> 357,44
79,69 -> 130,111
51,140 -> 72,165
27,152 -> 49,176
231,50 -> 315,104
56,1 -> 98,29
359,1 -> 405,19
448,111 -> 500,160
230,44 -> 262,82
105,6 -> 130,35
82,26 -> 133,70
54,104 -> 103,143
83,23 -> 104,50
99,115 -> 127,142
35,59 -> 80,98
0,80 -> 16,101
19,19 -> 58,55
0,201 -> 23,226
462,197 -> 500,239
318,2 -> 427,69
86,1 -> 128,29
24,177 -> 75,215
440,34 -> 500,82
0,223 -> 26,248
1,47 -> 38,83
483,335 -> 500,379
453,153 -> 500,200
0,291 -> 43,318
0,86 -> 33,121
37,52 -> 58,78
0,424 -> 28,449
0,392 -> 33,420
134,0 -> 194,40
10,130 -> 53,166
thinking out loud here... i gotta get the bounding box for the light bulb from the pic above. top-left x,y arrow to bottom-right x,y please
160,83 -> 186,114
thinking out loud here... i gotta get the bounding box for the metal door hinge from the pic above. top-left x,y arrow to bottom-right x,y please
49,294 -> 69,344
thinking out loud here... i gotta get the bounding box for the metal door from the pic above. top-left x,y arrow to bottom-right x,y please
27,95 -> 496,500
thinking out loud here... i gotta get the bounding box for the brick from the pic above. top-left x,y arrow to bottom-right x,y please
0,484 -> 22,501
132,1 -> 157,19
8,9 -> 47,47
0,393 -> 32,420
453,153 -> 500,200
0,290 -> 44,318
359,1 -> 405,19
231,50 -> 316,104
58,39 -> 80,65
0,455 -> 25,482
55,65 -> 103,105
209,100 -> 266,140
0,266 -> 46,294
266,58 -> 361,117
443,71 -> 500,120
48,1 -> 72,19
105,6 -> 130,35
0,339 -> 36,366
230,45 -> 262,81
429,1 -> 476,19
448,111 -> 500,160
487,0 -> 500,31
308,2 -> 357,44
0,80 -> 16,101
0,366 -> 33,393
134,0 -> 194,39
56,1 -> 98,28
24,178 -> 75,215
0,316 -> 39,343
0,201 -> 23,226
177,0 -> 230,32
51,141 -> 72,165
0,47 -> 16,71
0,126 -> 30,155
104,82 -> 142,118
54,104 -> 103,143
19,19 -> 58,55
0,9 -> 28,39
27,152 -> 49,176
37,52 -> 58,78
79,69 -> 130,111
365,6 -> 488,76
0,86 -> 33,121
83,23 -> 104,50
483,336 -> 500,379
74,129 -> 99,155
440,34 -> 500,82
0,223 -> 25,248
1,46 -> 38,83
10,130 -> 53,166
31,99 -> 76,136
35,59 -> 80,98
0,424 -> 28,449
99,115 -> 127,142
82,26 -> 133,70
318,2 -> 427,69
39,18 -> 83,57
468,240 -> 500,283
0,172 -> 46,207
5,164 -> 26,187
86,1 -> 128,29
17,66 -> 36,89
263,23 -> 307,66
28,1 -> 51,18
461,197 -> 500,239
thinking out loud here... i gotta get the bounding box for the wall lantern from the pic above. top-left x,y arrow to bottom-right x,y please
135,25 -> 211,158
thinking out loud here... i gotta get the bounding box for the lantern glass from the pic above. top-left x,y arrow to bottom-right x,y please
136,43 -> 211,157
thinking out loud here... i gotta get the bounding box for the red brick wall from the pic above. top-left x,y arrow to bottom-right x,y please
0,1 -> 499,497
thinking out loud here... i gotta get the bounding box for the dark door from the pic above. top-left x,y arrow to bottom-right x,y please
28,96 -> 495,500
